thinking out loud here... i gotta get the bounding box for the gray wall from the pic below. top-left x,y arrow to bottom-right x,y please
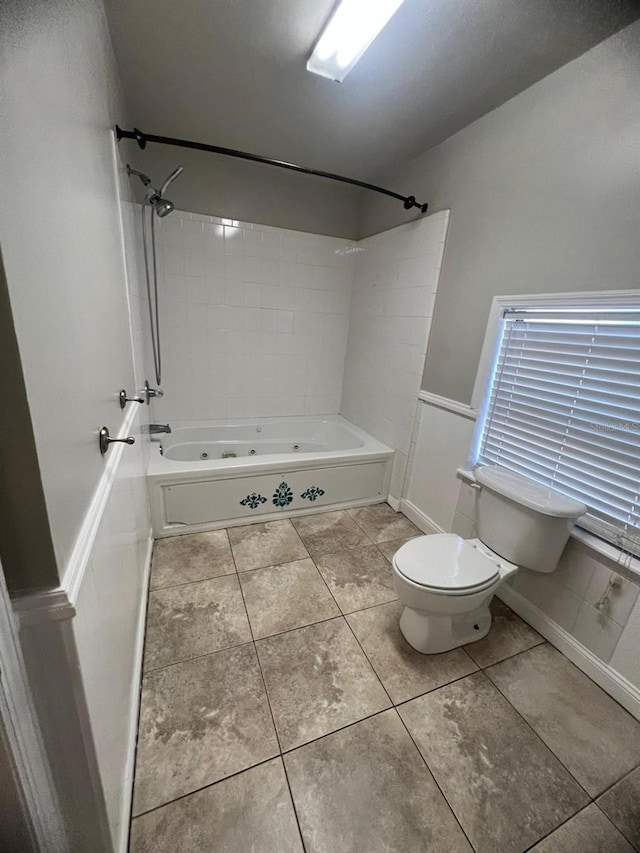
126,144 -> 363,239
358,21 -> 640,404
0,250 -> 59,593
0,718 -> 35,853
0,0 -> 138,585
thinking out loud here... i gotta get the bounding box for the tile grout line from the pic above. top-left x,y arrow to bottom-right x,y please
339,508 -> 378,542
137,580 -> 555,848
231,519 -> 537,727
150,527 -> 238,592
132,689 -> 500,824
144,530 -> 414,676
140,596 -> 410,679
519,802 -> 635,853
337,561 -> 599,852
135,518 -> 411,827
306,548 -> 395,712
148,567 -> 238,594
135,516 -> 630,851
519,806 -> 584,852
228,516 -> 311,572
336,579 -> 478,853
240,543 -> 404,765
305,542 -> 399,619
279,707 -> 399,756
599,803 -> 640,853
464,634 -> 546,674
131,661 -> 594,851
391,668 -> 483,711
132,533 -> 303,845
291,505 -> 390,559
391,708 -> 478,852
594,761 -> 640,801
479,667 -> 593,803
142,592 -> 390,677
136,615 -> 629,839
353,596 -> 622,850
142,638 -> 255,676
314,522 -> 477,849
143,574 -> 253,672
230,535 -> 309,853
345,502 -> 389,540
244,567 -> 398,762
346,502 -> 421,546
129,753 -> 285,822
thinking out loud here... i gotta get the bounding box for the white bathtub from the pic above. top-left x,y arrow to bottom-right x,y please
148,415 -> 394,536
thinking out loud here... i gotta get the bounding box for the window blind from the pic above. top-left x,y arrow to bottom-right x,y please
477,307 -> 640,552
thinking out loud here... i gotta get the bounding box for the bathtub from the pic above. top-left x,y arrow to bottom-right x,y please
148,415 -> 394,536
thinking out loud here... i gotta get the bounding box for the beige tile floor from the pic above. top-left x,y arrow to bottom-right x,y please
129,503 -> 640,853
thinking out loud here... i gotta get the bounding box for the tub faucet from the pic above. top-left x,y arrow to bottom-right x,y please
148,423 -> 172,435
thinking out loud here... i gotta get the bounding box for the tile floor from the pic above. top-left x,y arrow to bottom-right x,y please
129,503 -> 640,853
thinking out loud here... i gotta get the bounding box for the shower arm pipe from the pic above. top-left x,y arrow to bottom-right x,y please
115,125 -> 428,213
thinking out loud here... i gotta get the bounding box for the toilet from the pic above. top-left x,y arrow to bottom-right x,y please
392,465 -> 586,654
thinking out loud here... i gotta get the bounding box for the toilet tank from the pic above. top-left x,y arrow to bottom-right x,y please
474,465 -> 587,573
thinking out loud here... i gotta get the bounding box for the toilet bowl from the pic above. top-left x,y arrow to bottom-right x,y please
392,534 -> 517,654
392,465 -> 586,655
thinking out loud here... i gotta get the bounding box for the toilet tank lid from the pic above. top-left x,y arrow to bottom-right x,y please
474,465 -> 587,518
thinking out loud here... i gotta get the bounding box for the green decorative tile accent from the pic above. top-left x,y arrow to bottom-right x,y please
240,493 -> 268,509
301,486 -> 325,502
272,482 -> 293,508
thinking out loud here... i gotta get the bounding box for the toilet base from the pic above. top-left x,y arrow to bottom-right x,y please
399,602 -> 493,654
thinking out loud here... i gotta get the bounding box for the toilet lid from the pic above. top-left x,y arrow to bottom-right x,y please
393,534 -> 500,592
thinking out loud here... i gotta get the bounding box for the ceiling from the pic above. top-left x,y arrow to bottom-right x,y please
105,0 -> 639,181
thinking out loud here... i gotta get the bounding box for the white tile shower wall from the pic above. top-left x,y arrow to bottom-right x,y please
341,212 -> 450,499
151,210 -> 356,422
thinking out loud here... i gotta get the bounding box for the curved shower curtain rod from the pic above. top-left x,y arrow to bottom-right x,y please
115,125 -> 429,213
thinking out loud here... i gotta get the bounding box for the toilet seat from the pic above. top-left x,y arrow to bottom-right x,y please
393,534 -> 501,596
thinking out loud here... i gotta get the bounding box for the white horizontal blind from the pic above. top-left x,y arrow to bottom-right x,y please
478,307 -> 640,549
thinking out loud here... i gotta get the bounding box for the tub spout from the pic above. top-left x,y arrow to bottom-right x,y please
148,423 -> 172,435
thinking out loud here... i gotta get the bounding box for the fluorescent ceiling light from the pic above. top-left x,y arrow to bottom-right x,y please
307,0 -> 406,83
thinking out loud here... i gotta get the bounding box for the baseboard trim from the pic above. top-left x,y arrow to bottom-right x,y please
387,494 -> 401,511
400,499 -> 445,535
118,529 -> 153,853
498,584 -> 640,721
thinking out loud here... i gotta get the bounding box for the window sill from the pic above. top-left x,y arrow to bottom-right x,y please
455,468 -> 639,578
571,527 -> 640,577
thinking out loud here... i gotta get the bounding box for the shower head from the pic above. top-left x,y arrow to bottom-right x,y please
127,163 -> 183,217
153,198 -> 175,218
151,166 -> 183,217
160,166 -> 184,196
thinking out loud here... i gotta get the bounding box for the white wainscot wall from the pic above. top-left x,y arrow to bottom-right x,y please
152,211 -> 355,422
341,212 -> 450,500
403,394 -> 477,533
15,404 -> 152,853
72,404 -> 152,851
404,397 -> 640,720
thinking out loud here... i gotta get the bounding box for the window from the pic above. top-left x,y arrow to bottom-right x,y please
473,295 -> 640,554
